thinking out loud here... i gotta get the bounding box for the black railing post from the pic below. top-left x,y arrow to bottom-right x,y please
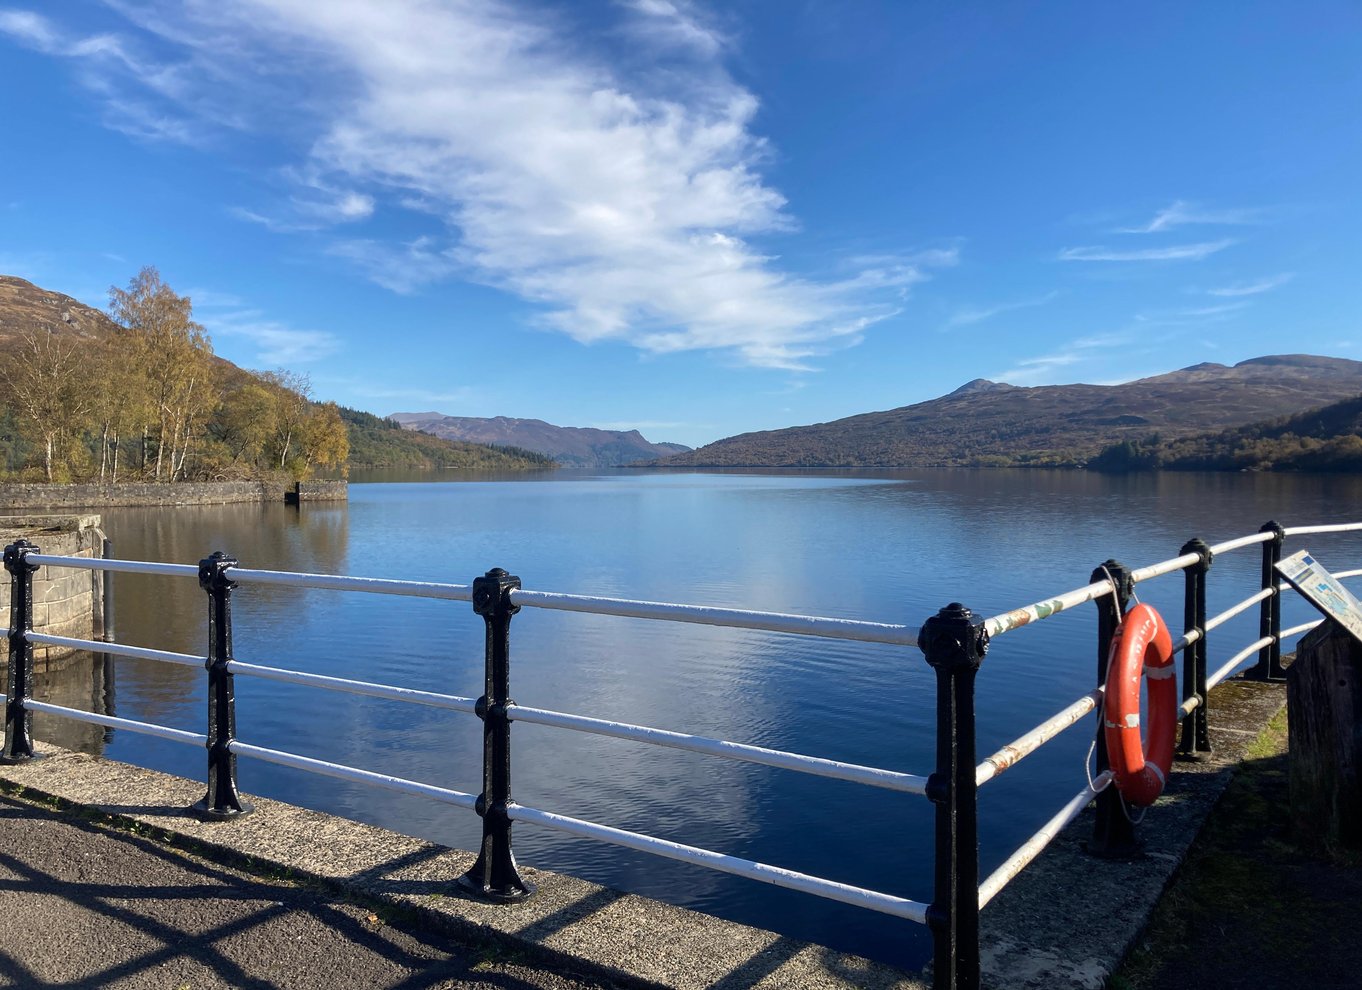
460,567 -> 534,902
1088,559 -> 1138,858
1250,520 -> 1286,681
2,540 -> 41,764
189,551 -> 253,821
920,602 -> 988,990
1178,539 -> 1213,758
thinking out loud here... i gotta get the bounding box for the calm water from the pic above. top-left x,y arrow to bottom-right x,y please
23,468 -> 1362,968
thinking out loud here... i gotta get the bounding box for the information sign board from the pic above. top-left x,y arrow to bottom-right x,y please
1275,549 -> 1362,647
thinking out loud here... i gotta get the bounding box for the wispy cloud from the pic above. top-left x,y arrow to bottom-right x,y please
991,352 -> 1081,384
1135,301 -> 1250,324
330,381 -> 479,410
622,0 -> 727,57
327,237 -> 462,296
991,331 -> 1133,385
0,9 -> 219,146
1118,200 -> 1266,234
1207,273 -> 1294,297
14,1 -> 949,370
1058,240 -> 1235,263
189,292 -> 341,365
945,290 -> 1058,328
229,206 -> 315,234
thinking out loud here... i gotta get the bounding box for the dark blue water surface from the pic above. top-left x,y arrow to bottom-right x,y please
30,468 -> 1362,968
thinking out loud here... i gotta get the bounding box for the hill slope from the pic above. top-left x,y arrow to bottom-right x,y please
659,356 -> 1362,468
0,275 -> 123,344
390,413 -> 689,467
1090,391 -> 1362,472
342,408 -> 556,470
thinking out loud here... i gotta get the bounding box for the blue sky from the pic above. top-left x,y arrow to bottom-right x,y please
2,2 -> 1358,448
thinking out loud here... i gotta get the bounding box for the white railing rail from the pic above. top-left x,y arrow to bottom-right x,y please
4,517 -> 1361,990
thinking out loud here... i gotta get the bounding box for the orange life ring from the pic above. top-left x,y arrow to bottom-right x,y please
1102,603 -> 1177,807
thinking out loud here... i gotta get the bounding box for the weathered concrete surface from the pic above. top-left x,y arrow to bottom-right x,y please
978,678 -> 1287,989
0,679 -> 1287,989
0,793 -> 616,990
0,744 -> 923,990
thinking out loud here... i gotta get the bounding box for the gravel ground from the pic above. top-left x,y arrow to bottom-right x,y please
0,794 -> 628,990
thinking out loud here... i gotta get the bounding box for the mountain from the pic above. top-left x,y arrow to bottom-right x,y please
658,355 -> 1362,469
340,408 -> 557,470
0,275 -> 122,344
389,413 -> 690,467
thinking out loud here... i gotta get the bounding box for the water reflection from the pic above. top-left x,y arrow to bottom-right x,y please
6,649 -> 114,755
22,468 -> 1362,969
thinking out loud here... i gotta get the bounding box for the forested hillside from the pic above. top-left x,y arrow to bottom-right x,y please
1088,394 -> 1362,472
0,272 -> 550,482
342,408 -> 556,469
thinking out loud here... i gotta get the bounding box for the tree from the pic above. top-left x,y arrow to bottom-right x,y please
299,402 -> 350,477
108,267 -> 217,480
207,375 -> 279,466
259,369 -> 312,470
87,333 -> 152,481
0,328 -> 94,481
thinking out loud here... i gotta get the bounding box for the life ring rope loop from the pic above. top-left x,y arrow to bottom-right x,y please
1102,603 -> 1178,808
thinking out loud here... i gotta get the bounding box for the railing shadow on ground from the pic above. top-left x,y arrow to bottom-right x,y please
0,793 -> 616,990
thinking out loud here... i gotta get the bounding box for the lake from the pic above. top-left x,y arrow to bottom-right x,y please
20,468 -> 1362,968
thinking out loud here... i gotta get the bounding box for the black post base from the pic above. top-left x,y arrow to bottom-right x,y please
456,868 -> 535,903
188,795 -> 255,821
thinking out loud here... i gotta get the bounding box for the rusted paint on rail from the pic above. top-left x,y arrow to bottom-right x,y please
985,597 -> 1067,637
976,688 -> 1102,786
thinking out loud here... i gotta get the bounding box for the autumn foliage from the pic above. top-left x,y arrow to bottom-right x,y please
0,267 -> 348,483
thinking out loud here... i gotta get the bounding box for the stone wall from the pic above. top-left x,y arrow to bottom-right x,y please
0,479 -> 347,509
0,514 -> 107,662
287,480 -> 348,503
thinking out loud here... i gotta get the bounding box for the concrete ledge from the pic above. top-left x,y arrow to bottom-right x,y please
0,679 -> 1288,989
0,745 -> 922,990
978,678 -> 1287,989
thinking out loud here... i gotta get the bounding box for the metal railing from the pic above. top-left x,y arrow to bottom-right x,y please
2,518 -> 1360,989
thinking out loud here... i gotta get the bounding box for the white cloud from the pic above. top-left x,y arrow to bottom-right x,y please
1207,273 -> 1294,297
0,10 -> 59,48
327,237 -> 461,295
946,290 -> 1059,328
332,381 -> 479,409
990,352 -> 1081,384
1134,301 -> 1249,325
1059,240 -> 1235,263
623,0 -> 727,56
16,1 -> 948,370
190,293 -> 341,365
1118,200 -> 1266,234
991,331 -> 1132,385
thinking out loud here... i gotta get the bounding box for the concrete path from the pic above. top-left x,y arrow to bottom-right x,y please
0,677 -> 1289,989
0,795 -> 618,990
0,746 -> 917,990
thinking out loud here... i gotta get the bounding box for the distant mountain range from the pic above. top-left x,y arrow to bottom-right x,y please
657,355 -> 1362,468
389,413 -> 690,467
